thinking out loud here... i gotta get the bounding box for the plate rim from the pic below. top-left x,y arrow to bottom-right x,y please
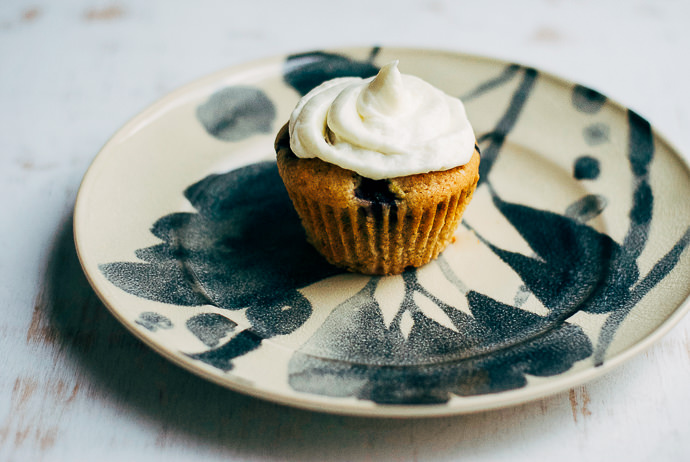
73,46 -> 690,418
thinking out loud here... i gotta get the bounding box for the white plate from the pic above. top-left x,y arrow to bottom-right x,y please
74,47 -> 690,417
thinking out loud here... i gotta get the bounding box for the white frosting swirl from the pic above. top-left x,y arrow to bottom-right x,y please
288,61 -> 475,180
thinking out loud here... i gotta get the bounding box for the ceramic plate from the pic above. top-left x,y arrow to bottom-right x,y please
74,47 -> 690,417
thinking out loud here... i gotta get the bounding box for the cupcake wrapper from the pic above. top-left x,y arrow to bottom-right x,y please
285,178 -> 478,275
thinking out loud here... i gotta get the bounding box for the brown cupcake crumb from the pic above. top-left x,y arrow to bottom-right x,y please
275,123 -> 480,275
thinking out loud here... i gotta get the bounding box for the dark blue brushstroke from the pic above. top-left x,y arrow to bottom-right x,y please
396,271 -> 487,361
283,48 -> 380,96
628,110 -> 655,177
583,123 -> 610,146
289,283 -> 592,404
186,313 -> 237,348
623,110 -> 654,256
477,67 -> 538,185
466,291 -> 593,380
589,110 -> 686,364
573,155 -> 601,180
101,162 -> 343,371
196,86 -> 276,141
187,330 -> 263,372
485,192 -> 637,317
461,64 -> 521,102
572,85 -> 607,114
135,312 -> 173,332
178,162 -> 342,311
479,102 -> 688,366
101,255 -> 209,306
565,194 -> 607,223
594,226 -> 690,365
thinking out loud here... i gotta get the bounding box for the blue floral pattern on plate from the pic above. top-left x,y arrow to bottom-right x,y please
76,48 -> 690,415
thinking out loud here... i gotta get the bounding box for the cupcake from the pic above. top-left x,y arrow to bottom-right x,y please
275,61 -> 480,275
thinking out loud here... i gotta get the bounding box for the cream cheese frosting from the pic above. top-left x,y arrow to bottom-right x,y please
288,61 -> 475,180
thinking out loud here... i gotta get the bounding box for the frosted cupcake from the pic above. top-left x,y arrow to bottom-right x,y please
275,61 -> 480,275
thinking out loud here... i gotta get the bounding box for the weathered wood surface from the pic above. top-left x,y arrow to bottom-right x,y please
2,1 -> 689,460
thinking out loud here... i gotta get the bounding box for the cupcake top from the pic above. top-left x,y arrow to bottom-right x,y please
288,61 -> 475,180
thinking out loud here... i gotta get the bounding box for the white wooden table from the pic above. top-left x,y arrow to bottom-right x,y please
2,0 -> 689,460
